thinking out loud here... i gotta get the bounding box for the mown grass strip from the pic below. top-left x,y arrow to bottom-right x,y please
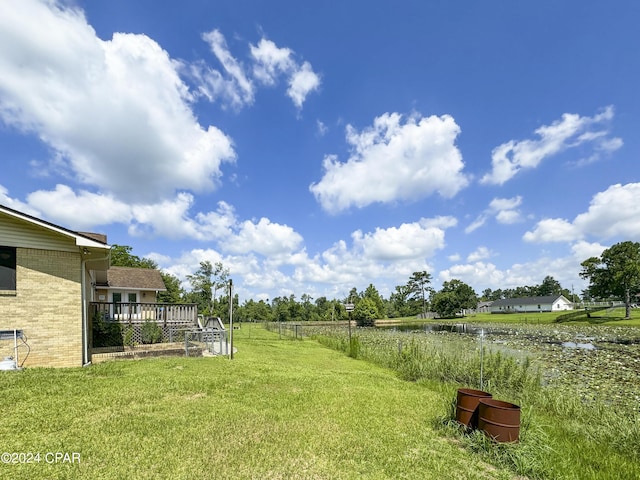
0,327 -> 514,480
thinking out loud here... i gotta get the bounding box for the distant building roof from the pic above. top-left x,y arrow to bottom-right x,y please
76,231 -> 108,244
491,295 -> 567,307
104,266 -> 166,291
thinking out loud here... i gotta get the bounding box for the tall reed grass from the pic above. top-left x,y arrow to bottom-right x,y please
309,326 -> 540,398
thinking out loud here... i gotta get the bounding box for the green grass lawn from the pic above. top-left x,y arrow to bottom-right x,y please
0,326 -> 515,480
387,307 -> 640,327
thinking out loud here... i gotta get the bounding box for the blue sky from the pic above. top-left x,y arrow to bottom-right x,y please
1,0 -> 639,302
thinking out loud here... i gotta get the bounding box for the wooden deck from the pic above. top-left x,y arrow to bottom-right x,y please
90,302 -> 198,325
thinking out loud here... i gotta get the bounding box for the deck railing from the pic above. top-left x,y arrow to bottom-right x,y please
90,302 -> 198,326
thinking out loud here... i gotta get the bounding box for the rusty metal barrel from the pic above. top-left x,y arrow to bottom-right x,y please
478,398 -> 521,442
455,388 -> 492,428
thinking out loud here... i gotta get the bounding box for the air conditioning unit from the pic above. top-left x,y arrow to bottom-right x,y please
0,329 -> 25,370
0,356 -> 17,370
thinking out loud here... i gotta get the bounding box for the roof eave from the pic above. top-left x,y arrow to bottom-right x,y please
1,204 -> 110,251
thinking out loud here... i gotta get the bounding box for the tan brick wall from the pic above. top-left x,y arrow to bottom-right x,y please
0,248 -> 83,368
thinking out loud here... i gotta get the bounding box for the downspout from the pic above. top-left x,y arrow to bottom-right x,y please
81,257 -> 89,366
82,251 -> 110,367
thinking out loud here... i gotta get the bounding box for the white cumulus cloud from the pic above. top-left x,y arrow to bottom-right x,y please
310,112 -> 469,213
0,0 -> 236,204
250,38 -> 294,85
192,29 -> 255,109
524,183 -> 640,243
481,106 -> 622,185
523,218 -> 578,243
467,246 -> 492,262
465,196 -> 523,233
351,216 -> 457,261
287,61 -> 321,109
250,38 -> 320,109
223,217 -> 304,257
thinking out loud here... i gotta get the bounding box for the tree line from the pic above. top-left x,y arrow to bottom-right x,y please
111,240 -> 640,322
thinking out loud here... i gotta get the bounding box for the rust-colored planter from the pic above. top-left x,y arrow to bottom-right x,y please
478,398 -> 521,442
456,388 -> 492,428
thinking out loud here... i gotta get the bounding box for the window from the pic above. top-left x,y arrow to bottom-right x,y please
128,293 -> 137,303
112,292 -> 122,315
0,246 -> 16,291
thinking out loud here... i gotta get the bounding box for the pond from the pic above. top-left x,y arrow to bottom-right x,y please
377,322 -> 640,411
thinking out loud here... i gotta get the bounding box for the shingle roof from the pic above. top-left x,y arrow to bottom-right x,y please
106,266 -> 166,291
490,295 -> 565,307
76,231 -> 108,244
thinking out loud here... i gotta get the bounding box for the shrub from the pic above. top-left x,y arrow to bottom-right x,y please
92,311 -> 123,348
348,336 -> 361,358
140,320 -> 163,344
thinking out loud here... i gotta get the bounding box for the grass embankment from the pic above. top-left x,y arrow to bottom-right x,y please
0,326 -> 513,480
385,307 -> 640,327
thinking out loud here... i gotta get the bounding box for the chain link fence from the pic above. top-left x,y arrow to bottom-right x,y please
264,322 -> 305,339
183,328 -> 231,356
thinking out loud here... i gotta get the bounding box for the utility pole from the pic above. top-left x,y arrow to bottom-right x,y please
229,279 -> 233,360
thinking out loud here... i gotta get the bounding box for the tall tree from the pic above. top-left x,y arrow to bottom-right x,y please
157,272 -> 184,304
271,296 -> 291,322
241,299 -> 274,322
314,296 -> 330,320
211,262 -> 230,314
580,241 -> 640,319
431,279 -> 478,318
186,261 -> 213,314
407,271 -> 432,318
389,284 -> 413,317
110,244 -> 157,268
301,293 -> 315,321
186,261 -> 229,315
347,287 -> 361,305
430,291 -> 459,318
481,288 -> 503,301
353,297 -> 378,326
363,283 -> 385,319
536,276 -> 563,296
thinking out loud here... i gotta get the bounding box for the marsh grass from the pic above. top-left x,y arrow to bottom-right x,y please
312,328 -> 539,397
309,326 -> 640,479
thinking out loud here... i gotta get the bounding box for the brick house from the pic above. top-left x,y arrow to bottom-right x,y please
0,204 -> 110,368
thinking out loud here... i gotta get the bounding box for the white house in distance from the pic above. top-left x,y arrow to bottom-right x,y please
489,295 -> 574,314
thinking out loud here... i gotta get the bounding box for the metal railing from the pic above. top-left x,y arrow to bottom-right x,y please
183,328 -> 229,356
